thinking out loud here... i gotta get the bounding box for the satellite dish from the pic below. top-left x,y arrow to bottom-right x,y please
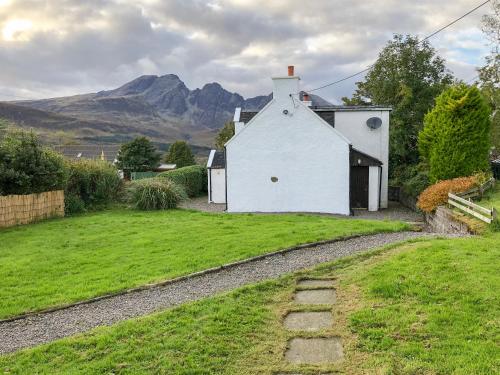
366,117 -> 382,130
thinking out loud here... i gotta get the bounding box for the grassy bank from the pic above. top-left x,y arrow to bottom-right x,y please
0,208 -> 406,319
1,232 -> 498,374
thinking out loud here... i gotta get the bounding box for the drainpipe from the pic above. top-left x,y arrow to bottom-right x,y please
224,146 -> 228,212
208,167 -> 212,203
378,165 -> 382,210
349,145 -> 353,216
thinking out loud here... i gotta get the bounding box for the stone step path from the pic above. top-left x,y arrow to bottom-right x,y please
283,278 -> 343,369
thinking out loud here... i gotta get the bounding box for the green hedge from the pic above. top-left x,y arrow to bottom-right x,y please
127,178 -> 187,210
159,165 -> 207,197
65,159 -> 122,214
0,130 -> 67,195
130,171 -> 160,180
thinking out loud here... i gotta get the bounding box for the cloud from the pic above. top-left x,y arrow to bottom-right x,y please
0,0 -> 493,101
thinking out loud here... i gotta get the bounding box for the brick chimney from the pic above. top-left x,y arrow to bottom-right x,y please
302,92 -> 312,107
272,66 -> 300,102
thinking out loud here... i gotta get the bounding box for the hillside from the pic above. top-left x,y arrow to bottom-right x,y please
3,74 -> 330,148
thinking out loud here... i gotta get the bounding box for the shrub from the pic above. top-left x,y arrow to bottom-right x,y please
159,165 -> 206,197
65,159 -> 122,214
417,175 -> 479,213
127,178 -> 187,210
419,84 -> 491,183
401,164 -> 430,198
64,193 -> 86,214
0,130 -> 67,195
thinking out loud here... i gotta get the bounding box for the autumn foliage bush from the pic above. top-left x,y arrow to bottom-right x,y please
417,175 -> 479,213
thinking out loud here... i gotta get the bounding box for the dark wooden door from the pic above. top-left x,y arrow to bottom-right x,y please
350,166 -> 369,209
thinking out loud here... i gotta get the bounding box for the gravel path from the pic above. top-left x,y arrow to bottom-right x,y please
0,231 -> 440,354
179,196 -> 225,212
180,196 -> 423,223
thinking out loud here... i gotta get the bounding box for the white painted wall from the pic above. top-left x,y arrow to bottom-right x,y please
334,110 -> 390,208
208,168 -> 226,204
234,121 -> 244,134
226,75 -> 351,215
368,166 -> 380,211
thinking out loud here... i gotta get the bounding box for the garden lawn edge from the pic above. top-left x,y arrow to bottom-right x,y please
0,231 -> 413,324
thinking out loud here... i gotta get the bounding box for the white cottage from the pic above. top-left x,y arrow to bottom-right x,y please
207,66 -> 390,215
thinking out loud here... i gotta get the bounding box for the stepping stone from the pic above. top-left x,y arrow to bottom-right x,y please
297,279 -> 334,288
284,311 -> 333,331
294,289 -> 336,305
285,337 -> 343,364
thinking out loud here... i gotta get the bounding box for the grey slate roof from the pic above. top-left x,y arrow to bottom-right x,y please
240,111 -> 258,123
350,148 -> 383,166
239,105 -> 391,129
209,150 -> 225,169
314,111 -> 335,127
53,144 -> 120,163
240,109 -> 336,127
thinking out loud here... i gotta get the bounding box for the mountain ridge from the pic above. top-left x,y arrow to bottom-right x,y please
5,74 -> 330,148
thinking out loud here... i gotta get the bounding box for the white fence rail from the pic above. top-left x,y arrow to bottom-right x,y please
448,192 -> 497,224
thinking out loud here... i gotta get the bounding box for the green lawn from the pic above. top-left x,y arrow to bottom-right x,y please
1,233 -> 497,374
0,208 -> 407,319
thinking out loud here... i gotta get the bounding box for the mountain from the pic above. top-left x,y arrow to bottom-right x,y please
6,74 -> 330,148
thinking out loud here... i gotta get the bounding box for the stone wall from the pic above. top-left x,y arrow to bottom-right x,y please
425,206 -> 471,234
399,189 -> 418,211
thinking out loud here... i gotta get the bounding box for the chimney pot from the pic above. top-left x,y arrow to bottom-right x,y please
288,65 -> 294,76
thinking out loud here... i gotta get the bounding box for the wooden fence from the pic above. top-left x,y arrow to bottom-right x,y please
448,192 -> 497,224
458,177 -> 496,199
0,190 -> 65,228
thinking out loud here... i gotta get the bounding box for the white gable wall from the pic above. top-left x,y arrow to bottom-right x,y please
226,85 -> 350,214
334,110 -> 390,208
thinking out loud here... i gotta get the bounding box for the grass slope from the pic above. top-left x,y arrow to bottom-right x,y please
1,234 -> 498,374
0,209 -> 406,319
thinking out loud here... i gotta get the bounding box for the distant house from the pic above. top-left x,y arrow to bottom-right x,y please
53,144 -> 120,164
207,66 -> 391,214
154,164 -> 177,172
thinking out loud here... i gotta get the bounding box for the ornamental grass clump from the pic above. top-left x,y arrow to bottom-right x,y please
417,175 -> 479,213
128,178 -> 187,210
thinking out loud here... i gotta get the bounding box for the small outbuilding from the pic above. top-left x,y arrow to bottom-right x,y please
208,66 -> 390,215
207,150 -> 226,204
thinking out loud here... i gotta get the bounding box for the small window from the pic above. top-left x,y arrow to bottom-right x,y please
271,176 -> 278,183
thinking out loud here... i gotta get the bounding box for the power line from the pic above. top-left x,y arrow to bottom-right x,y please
305,0 -> 491,93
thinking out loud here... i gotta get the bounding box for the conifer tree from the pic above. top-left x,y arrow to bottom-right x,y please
419,84 -> 491,182
164,141 -> 196,168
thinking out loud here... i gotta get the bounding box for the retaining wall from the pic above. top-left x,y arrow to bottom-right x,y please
425,206 -> 471,235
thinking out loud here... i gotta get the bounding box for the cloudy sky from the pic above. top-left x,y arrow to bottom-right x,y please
0,0 -> 494,103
